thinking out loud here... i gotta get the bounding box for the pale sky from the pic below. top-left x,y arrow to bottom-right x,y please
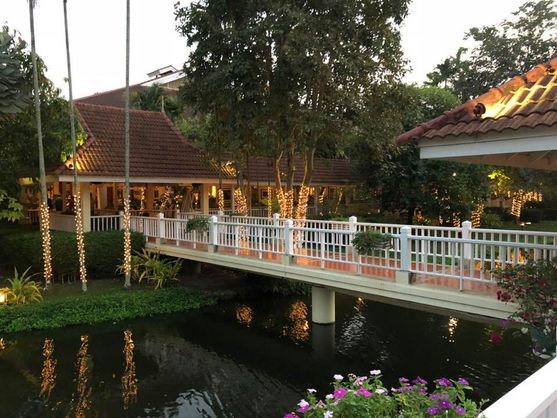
3,0 -> 527,99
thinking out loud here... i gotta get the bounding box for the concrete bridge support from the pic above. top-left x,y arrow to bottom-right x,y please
311,286 -> 335,324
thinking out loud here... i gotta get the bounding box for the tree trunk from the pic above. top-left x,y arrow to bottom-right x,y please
123,0 -> 132,288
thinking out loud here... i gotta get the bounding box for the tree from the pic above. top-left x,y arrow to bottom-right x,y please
175,0 -> 410,218
373,86 -> 490,224
123,0 -> 132,288
0,27 -> 29,116
28,0 -> 53,287
427,0 -> 557,101
63,0 -> 87,292
131,84 -> 180,120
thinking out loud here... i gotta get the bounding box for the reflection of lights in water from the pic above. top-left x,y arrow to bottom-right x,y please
235,305 -> 253,327
40,338 -> 57,398
122,330 -> 138,410
0,338 -> 5,350
282,301 -> 309,343
69,335 -> 91,418
354,297 -> 365,313
448,317 -> 459,343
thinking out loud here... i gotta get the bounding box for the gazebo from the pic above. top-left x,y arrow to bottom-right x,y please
397,57 -> 557,171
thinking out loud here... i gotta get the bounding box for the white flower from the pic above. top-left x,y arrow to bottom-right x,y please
375,388 -> 387,395
324,411 -> 334,418
333,374 -> 343,381
298,399 -> 310,408
325,394 -> 334,400
307,388 -> 317,394
369,369 -> 381,376
521,327 -> 529,334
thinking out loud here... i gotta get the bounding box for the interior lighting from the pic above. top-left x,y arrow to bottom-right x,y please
211,185 -> 217,198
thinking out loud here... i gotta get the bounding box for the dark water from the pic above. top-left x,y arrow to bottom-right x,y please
0,294 -> 546,418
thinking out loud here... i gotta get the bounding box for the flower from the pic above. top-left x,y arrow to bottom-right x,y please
457,377 -> 469,385
324,411 -> 333,418
333,387 -> 347,399
375,388 -> 387,395
489,331 -> 503,344
297,400 -> 310,413
399,377 -> 409,383
325,394 -> 334,400
333,374 -> 343,381
356,387 -> 372,397
427,406 -> 440,415
439,400 -> 453,410
455,406 -> 466,416
284,413 -> 298,418
307,388 -> 317,394
434,377 -> 452,387
413,376 -> 427,385
354,376 -> 367,386
369,369 -> 381,376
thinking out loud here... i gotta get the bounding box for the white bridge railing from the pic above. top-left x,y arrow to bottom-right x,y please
123,213 -> 557,289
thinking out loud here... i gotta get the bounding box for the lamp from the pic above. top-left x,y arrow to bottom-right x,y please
0,288 -> 8,305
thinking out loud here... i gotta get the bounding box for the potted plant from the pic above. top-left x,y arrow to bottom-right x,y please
351,230 -> 393,255
493,257 -> 557,358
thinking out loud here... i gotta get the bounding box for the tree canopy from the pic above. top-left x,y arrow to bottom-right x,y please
426,0 -> 557,101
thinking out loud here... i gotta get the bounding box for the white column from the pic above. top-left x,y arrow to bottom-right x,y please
80,182 -> 91,232
395,225 -> 412,284
312,286 -> 335,324
462,220 -> 472,260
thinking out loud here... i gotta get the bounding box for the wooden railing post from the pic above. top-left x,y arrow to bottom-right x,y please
396,225 -> 412,285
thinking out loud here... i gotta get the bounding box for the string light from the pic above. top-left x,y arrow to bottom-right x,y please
334,188 -> 344,214
452,215 -> 461,228
139,187 -> 146,212
318,188 -> 327,205
123,197 -> 132,281
40,338 -> 57,398
39,203 -> 53,286
511,190 -> 543,219
233,188 -> 248,216
277,188 -> 287,218
122,330 -> 138,409
71,335 -> 91,418
74,192 -> 87,291
295,185 -> 310,221
471,204 -> 484,228
266,186 -> 272,219
218,188 -> 225,213
286,189 -> 294,219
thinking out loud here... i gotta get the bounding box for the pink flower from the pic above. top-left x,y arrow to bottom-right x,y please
356,387 -> 372,397
297,400 -> 310,413
333,387 -> 347,399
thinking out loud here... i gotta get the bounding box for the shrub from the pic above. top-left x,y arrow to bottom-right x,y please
352,230 -> 392,255
6,267 -> 42,304
116,250 -> 182,289
480,212 -> 503,228
186,217 -> 209,233
285,372 -> 484,418
0,230 -> 144,280
520,208 -> 543,223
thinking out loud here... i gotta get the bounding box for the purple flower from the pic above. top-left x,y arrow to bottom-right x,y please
417,387 -> 427,394
457,377 -> 469,385
439,400 -> 453,410
455,406 -> 466,416
430,393 -> 441,400
284,414 -> 298,418
399,377 -> 409,383
413,376 -> 428,385
333,387 -> 347,399
356,387 -> 372,397
354,376 -> 367,386
427,406 -> 440,415
297,400 -> 310,413
435,378 -> 452,387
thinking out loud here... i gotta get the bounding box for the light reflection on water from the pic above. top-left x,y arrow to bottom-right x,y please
0,293 -> 548,418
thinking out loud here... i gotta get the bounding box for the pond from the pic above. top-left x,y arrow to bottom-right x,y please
0,293 -> 546,418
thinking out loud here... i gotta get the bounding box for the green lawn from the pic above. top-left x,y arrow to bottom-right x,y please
500,220 -> 557,233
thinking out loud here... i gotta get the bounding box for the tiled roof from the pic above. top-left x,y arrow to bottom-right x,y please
243,156 -> 358,185
76,85 -> 148,108
397,57 -> 557,144
54,103 -> 225,179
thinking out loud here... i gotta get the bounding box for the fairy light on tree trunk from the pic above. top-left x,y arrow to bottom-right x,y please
123,198 -> 132,284
295,185 -> 310,221
277,188 -> 287,218
233,188 -> 248,216
285,189 -> 294,219
266,186 -> 272,219
218,188 -> 225,213
74,192 -> 87,291
452,215 -> 461,228
39,203 -> 53,285
471,204 -> 484,228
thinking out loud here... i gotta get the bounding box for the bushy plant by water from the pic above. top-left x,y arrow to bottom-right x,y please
117,250 -> 181,289
285,371 -> 485,418
352,230 -> 392,255
5,267 -> 42,304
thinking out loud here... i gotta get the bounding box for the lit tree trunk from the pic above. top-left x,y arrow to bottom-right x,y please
63,0 -> 87,292
28,0 -> 53,288
123,0 -> 132,288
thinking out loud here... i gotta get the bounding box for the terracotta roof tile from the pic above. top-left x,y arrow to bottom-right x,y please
398,57 -> 557,144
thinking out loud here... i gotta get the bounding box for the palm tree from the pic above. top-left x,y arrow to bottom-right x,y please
28,0 -> 53,288
123,0 -> 132,288
63,0 -> 87,292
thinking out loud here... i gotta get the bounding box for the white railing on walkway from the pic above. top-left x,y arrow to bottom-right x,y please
91,214 -> 121,232
482,357 -> 557,418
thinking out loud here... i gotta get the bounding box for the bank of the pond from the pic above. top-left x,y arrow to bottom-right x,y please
0,281 -> 216,333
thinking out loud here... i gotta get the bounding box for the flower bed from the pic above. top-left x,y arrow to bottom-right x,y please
284,371 -> 484,417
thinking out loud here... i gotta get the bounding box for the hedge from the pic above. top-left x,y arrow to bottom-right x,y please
0,230 -> 144,280
0,287 -> 215,333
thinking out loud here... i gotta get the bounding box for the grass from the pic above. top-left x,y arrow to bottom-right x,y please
500,220 -> 557,233
0,280 -> 216,334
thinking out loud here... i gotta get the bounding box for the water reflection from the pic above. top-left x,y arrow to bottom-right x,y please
122,330 -> 138,410
282,300 -> 309,343
354,297 -> 365,313
39,338 -> 57,398
69,335 -> 91,418
235,305 -> 254,327
448,316 -> 459,343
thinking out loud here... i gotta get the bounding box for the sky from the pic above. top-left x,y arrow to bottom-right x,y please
3,0 -> 527,99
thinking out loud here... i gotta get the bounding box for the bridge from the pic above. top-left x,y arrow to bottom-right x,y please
87,212 -> 557,323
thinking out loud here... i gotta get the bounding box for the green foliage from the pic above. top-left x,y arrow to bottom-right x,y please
0,229 -> 144,281
480,212 -> 503,228
427,0 -> 557,101
5,267 -> 42,305
117,250 -> 182,289
0,189 -> 22,221
131,84 -> 180,120
0,26 -> 29,116
352,230 -> 392,255
0,286 -> 215,333
186,216 -> 208,233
